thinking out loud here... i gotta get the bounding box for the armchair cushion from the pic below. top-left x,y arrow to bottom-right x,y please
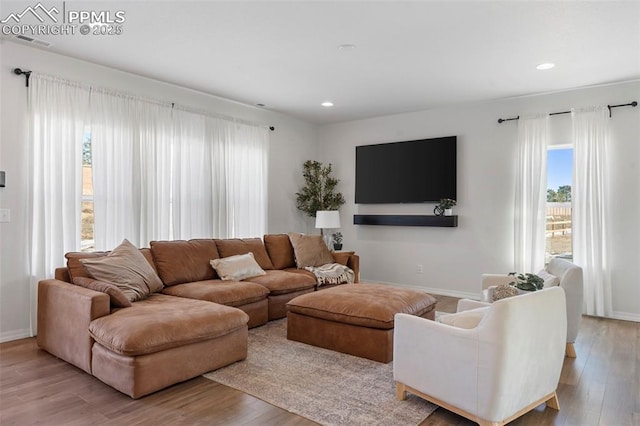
437,306 -> 489,329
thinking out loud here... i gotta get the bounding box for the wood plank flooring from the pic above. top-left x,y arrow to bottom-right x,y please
1,294 -> 638,425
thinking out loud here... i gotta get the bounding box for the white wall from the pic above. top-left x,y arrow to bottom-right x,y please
318,81 -> 640,321
0,40 -> 318,341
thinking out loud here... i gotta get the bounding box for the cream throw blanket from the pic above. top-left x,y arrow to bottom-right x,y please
305,263 -> 355,286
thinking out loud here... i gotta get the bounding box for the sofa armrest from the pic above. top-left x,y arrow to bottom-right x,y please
37,279 -> 110,374
393,313 -> 480,413
347,254 -> 359,283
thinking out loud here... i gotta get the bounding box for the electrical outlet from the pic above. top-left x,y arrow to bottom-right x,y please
416,264 -> 424,274
0,209 -> 9,223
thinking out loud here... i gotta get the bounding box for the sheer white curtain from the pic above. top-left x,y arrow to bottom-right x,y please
29,74 -> 89,334
171,108 -> 214,239
171,110 -> 269,239
90,90 -> 173,249
572,106 -> 612,317
215,121 -> 269,238
514,114 -> 549,272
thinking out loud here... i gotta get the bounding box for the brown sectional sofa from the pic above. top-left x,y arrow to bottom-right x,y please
37,235 -> 359,398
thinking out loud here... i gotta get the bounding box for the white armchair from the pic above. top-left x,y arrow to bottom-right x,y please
481,258 -> 583,357
394,287 -> 567,426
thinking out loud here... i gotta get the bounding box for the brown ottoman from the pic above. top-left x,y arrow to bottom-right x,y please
286,283 -> 437,363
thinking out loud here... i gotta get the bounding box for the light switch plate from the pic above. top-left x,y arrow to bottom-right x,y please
0,209 -> 10,223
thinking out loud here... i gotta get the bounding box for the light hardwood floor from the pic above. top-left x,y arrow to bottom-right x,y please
1,295 -> 638,425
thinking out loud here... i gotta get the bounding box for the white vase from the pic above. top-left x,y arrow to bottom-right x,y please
444,208 -> 453,216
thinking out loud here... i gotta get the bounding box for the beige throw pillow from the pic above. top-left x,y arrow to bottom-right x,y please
437,306 -> 490,329
288,233 -> 334,268
80,239 -> 164,302
210,252 -> 266,281
488,284 -> 519,302
73,277 -> 132,308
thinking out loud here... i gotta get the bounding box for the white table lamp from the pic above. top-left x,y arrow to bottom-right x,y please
315,210 -> 341,247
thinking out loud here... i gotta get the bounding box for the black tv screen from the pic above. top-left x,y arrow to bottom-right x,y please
355,136 -> 456,204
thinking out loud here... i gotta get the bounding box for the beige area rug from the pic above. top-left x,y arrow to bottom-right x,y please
204,319 -> 437,426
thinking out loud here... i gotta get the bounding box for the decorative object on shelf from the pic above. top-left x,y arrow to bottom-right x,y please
507,272 -> 544,292
331,232 -> 343,251
434,198 -> 457,216
295,160 -> 345,218
315,210 -> 341,247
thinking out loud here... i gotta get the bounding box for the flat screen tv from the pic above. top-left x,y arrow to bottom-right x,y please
355,136 -> 456,204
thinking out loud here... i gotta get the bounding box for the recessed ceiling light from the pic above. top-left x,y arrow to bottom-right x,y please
321,101 -> 334,107
338,44 -> 356,51
255,103 -> 266,107
536,63 -> 555,70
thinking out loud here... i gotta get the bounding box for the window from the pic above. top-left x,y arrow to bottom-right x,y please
546,146 -> 573,262
81,131 -> 94,252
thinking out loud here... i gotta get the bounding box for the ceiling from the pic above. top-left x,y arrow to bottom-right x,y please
2,1 -> 639,124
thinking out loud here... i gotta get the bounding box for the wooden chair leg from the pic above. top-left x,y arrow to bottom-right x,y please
396,382 -> 407,400
546,392 -> 560,410
565,342 -> 577,358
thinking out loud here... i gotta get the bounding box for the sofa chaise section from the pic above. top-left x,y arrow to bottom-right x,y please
37,279 -> 249,399
89,294 -> 248,398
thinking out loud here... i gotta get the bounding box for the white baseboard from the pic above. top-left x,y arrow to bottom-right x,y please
610,311 -> 640,323
360,278 -> 480,301
0,328 -> 32,343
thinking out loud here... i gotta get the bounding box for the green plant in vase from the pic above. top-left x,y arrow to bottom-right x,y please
332,232 -> 343,251
507,272 -> 544,292
295,160 -> 345,218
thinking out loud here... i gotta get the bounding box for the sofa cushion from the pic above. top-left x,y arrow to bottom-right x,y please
88,294 -> 248,356
215,238 -> 274,270
80,239 -> 164,302
161,280 -> 269,307
288,233 -> 334,268
66,251 -> 108,281
210,253 -> 266,281
244,270 -> 316,295
438,307 -> 490,329
150,239 -> 220,286
73,277 -> 132,308
264,234 -> 296,269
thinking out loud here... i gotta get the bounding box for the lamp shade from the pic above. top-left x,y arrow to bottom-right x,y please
315,210 -> 341,229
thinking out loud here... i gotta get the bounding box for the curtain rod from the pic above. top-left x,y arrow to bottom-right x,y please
497,101 -> 638,123
12,67 -> 275,131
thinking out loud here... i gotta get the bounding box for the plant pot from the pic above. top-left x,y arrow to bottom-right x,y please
444,208 -> 453,216
333,244 -> 343,251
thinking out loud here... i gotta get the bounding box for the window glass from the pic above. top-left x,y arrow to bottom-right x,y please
546,147 -> 573,262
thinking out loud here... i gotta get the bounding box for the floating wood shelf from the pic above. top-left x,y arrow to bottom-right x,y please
353,214 -> 458,227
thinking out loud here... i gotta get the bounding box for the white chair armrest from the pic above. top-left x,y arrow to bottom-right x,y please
481,274 -> 516,290
393,313 -> 480,414
457,299 -> 491,312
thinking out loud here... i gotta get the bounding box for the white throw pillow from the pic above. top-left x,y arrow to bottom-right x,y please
538,269 -> 560,288
437,306 -> 490,329
210,252 -> 266,281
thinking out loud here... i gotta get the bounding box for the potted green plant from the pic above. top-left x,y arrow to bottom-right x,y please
295,160 -> 345,218
434,198 -> 457,216
332,232 -> 343,251
507,272 -> 544,293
